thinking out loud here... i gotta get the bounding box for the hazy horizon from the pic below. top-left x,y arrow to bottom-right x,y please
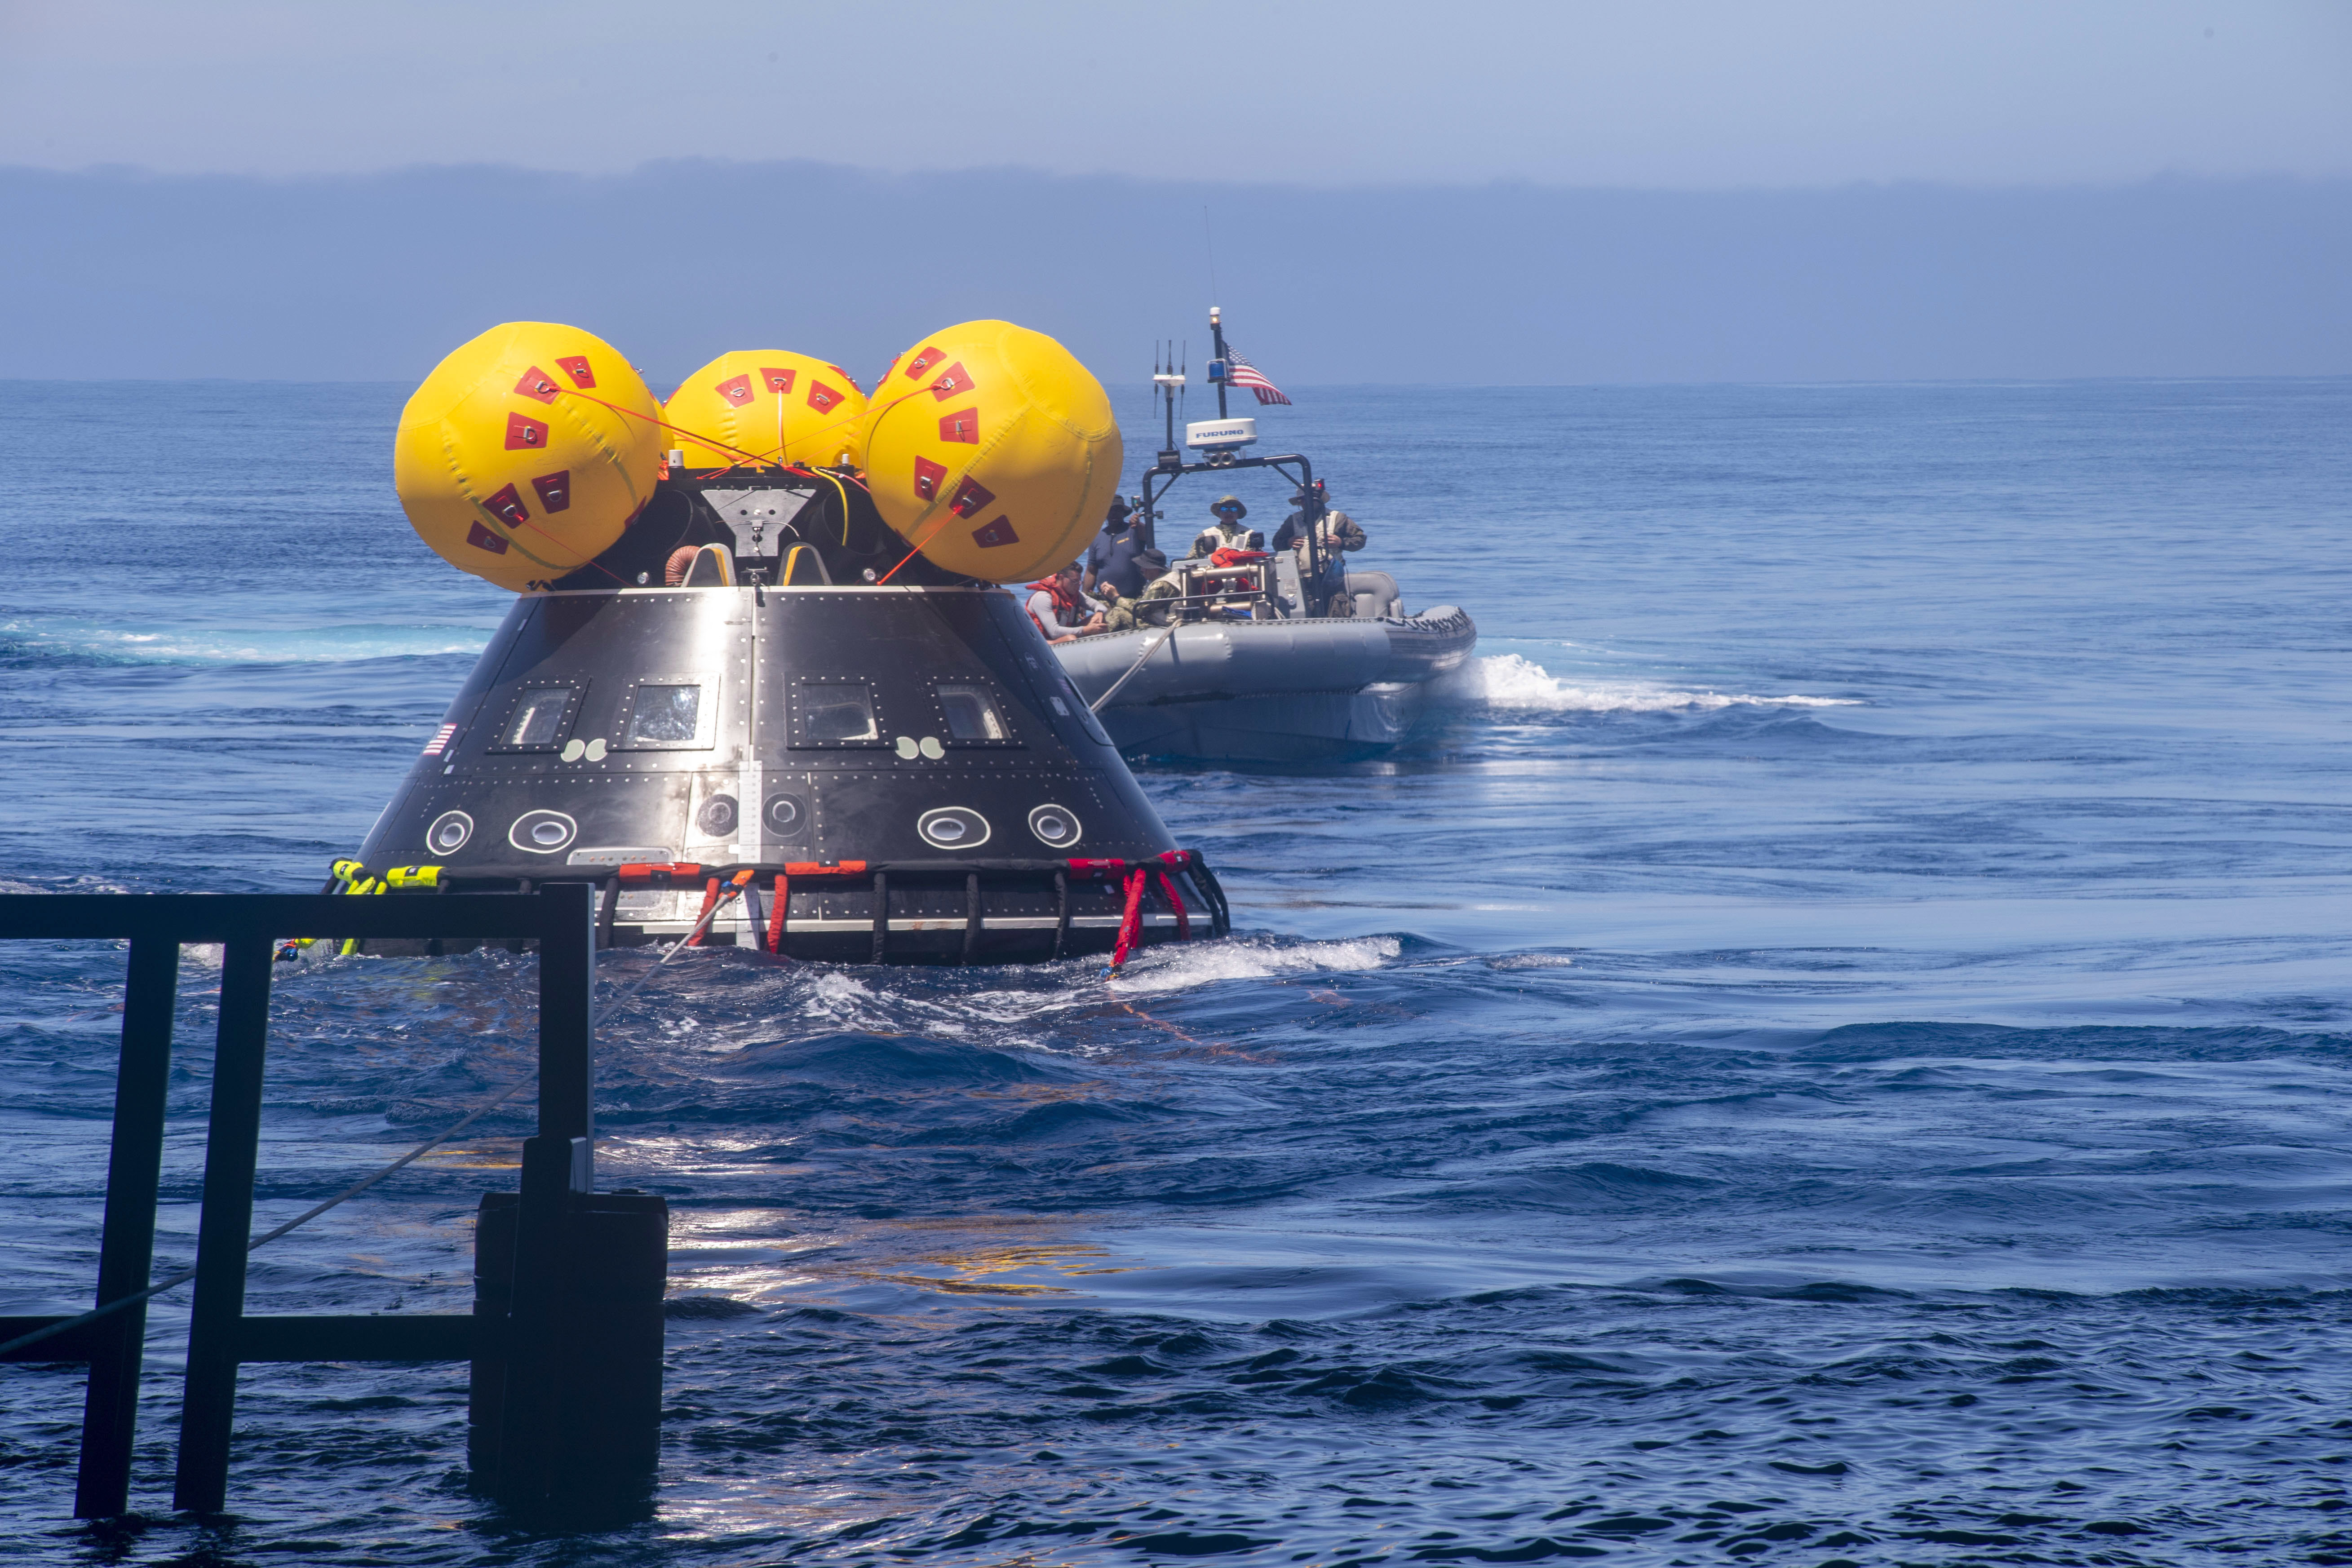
5,3 -> 2345,188
5,160 -> 2345,387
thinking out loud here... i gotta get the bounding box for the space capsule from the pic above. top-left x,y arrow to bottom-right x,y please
347,322 -> 1225,964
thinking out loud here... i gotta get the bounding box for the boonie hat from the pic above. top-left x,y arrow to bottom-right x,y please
1212,494 -> 1247,516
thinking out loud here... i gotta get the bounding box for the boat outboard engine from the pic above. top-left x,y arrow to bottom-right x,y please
345,320 -> 1228,963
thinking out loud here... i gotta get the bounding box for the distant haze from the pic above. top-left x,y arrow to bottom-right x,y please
2,2 -> 2346,189
2,162 -> 2345,385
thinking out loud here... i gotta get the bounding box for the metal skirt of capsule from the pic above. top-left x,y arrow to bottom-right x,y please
354,586 -> 1229,965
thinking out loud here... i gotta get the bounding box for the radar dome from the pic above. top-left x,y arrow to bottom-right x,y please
393,322 -> 664,592
664,350 -> 869,471
857,320 -> 1121,584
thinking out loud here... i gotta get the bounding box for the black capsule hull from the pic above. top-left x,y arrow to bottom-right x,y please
355,585 -> 1226,963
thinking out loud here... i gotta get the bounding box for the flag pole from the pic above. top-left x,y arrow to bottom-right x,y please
1209,305 -> 1229,420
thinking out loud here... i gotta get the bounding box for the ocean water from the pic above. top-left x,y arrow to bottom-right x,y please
1,376 -> 2350,1566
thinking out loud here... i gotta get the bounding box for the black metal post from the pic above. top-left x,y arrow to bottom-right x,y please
1210,306 -> 1229,420
961,873 -> 982,965
492,881 -> 603,1507
172,934 -> 275,1515
74,937 -> 178,1518
535,882 -> 596,1155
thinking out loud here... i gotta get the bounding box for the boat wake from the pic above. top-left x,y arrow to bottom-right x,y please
1435,652 -> 1858,713
0,612 -> 492,668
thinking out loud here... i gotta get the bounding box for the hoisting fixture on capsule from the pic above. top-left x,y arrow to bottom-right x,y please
392,322 -> 665,592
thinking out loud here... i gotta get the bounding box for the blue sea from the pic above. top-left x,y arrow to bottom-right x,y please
2,376 -> 2350,1565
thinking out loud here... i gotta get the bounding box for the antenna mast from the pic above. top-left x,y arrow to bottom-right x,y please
1208,306 -> 1229,419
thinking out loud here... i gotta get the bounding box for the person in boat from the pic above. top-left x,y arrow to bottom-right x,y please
1082,497 -> 1151,598
1094,581 -> 1139,633
1273,486 -> 1367,615
1131,549 -> 1183,627
1024,563 -> 1106,642
1188,495 -> 1264,559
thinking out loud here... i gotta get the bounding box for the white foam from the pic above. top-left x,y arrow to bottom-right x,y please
0,614 -> 491,665
1434,653 -> 1859,713
1109,935 -> 1400,996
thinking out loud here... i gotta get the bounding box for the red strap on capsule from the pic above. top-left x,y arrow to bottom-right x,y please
687,877 -> 721,945
1110,867 -> 1148,969
1153,867 -> 1191,942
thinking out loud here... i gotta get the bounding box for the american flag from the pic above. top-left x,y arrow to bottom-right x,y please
1224,347 -> 1291,406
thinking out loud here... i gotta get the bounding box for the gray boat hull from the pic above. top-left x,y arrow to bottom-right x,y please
1054,609 -> 1476,762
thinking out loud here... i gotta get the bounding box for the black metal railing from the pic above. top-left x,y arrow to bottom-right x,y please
0,885 -> 663,1519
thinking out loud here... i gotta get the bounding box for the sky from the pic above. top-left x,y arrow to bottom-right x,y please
1,1 -> 2346,383
2,0 -> 2346,189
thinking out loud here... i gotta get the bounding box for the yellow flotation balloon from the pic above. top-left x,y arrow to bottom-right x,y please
393,322 -> 664,592
857,320 -> 1121,584
663,350 -> 869,471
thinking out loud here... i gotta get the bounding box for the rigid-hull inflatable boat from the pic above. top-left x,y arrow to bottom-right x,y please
1056,603 -> 1476,762
1049,306 -> 1477,763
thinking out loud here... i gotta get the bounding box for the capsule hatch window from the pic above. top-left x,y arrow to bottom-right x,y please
614,673 -> 718,750
788,676 -> 885,748
933,681 -> 1020,747
489,683 -> 585,753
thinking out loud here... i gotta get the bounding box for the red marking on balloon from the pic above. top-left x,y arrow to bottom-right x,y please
938,408 -> 979,443
514,367 -> 561,404
948,474 -> 996,518
903,347 -> 943,381
807,380 -> 844,414
930,361 -> 974,401
761,366 -> 796,394
912,455 -> 949,502
714,373 -> 755,407
970,515 -> 1019,549
505,412 -> 549,450
531,470 -> 572,513
830,363 -> 865,394
556,355 -> 595,388
467,521 -> 511,554
483,483 -> 530,527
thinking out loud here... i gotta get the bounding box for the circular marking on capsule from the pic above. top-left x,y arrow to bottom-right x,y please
427,810 -> 474,854
764,792 -> 807,835
918,736 -> 945,760
585,737 -> 607,761
917,806 -> 991,850
1028,804 -> 1081,848
696,794 -> 739,838
895,735 -> 920,759
561,739 -> 586,762
508,809 -> 577,855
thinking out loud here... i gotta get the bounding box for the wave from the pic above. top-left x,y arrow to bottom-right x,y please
1433,652 -> 1860,713
0,613 -> 491,667
1107,935 -> 1401,995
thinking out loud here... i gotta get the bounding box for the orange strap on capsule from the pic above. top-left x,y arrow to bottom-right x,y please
687,877 -> 722,945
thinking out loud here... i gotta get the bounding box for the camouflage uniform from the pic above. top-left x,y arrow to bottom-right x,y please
1134,574 -> 1186,626
1093,584 -> 1142,633
1288,509 -> 1366,612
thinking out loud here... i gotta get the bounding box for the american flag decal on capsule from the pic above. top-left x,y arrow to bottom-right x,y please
422,722 -> 458,757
